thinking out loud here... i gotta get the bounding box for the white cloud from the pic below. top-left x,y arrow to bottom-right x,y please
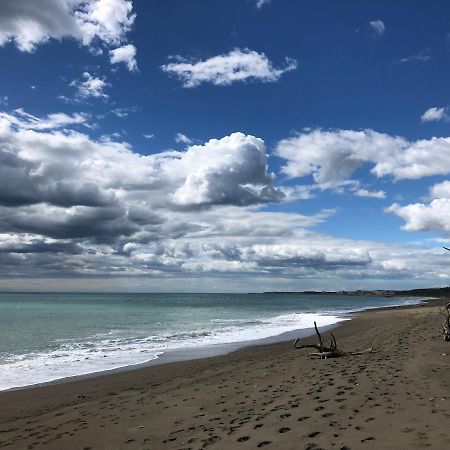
278,185 -> 315,202
76,0 -> 135,46
275,128 -> 450,186
0,112 -> 282,216
255,0 -> 271,8
0,0 -> 135,53
430,180 -> 450,199
0,108 -> 87,130
175,133 -> 192,144
0,96 -> 8,106
161,48 -> 297,88
354,188 -> 386,199
110,43 -> 137,71
110,106 -> 138,117
387,180 -> 450,233
387,199 -> 450,232
70,72 -> 109,99
143,133 -> 154,140
421,106 -> 448,122
170,133 -> 283,207
369,19 -> 385,36
400,50 -> 431,63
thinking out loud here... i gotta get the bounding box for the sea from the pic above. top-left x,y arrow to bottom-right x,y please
0,292 -> 425,391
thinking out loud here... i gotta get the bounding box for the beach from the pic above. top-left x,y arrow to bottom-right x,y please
1,299 -> 450,450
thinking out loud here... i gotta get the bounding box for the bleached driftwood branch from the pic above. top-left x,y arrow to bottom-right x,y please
440,302 -> 450,342
293,321 -> 375,359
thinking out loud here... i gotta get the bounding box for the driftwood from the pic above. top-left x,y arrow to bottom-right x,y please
294,321 -> 375,359
440,302 -> 450,342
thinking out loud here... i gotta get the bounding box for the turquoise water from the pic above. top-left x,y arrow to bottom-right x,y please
0,292 -> 423,390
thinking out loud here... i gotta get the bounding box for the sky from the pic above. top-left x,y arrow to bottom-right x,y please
1,0 -> 450,292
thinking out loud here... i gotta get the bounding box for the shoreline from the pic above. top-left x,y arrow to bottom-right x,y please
0,323 -> 343,394
2,297 -> 450,450
0,296 -> 426,393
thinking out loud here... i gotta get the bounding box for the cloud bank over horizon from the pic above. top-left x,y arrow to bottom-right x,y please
0,107 -> 450,291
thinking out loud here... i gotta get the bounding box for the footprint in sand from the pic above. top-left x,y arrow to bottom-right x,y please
305,443 -> 323,450
308,431 -> 320,438
298,416 -> 310,422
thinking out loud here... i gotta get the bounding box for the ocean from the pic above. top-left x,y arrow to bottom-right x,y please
0,292 -> 424,391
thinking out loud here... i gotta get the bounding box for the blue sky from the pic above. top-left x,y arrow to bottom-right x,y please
1,0 -> 450,292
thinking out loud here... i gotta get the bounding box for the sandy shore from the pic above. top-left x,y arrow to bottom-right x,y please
1,299 -> 450,449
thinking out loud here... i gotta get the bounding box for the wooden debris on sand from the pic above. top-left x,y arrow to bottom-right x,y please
440,302 -> 450,342
293,321 -> 375,359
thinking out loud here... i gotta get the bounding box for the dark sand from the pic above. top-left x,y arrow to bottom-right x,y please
1,299 -> 450,449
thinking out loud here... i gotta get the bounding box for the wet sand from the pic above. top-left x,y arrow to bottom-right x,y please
1,299 -> 450,449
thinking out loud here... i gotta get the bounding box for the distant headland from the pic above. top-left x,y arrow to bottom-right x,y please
259,287 -> 450,297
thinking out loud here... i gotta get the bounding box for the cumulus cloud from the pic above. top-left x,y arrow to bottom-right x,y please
0,112 -> 282,237
161,48 -> 297,88
170,133 -> 283,207
430,180 -> 450,198
110,43 -> 137,71
387,200 -> 450,233
70,72 -> 109,99
0,0 -> 135,54
0,204 -> 137,240
387,180 -> 450,233
353,188 -> 386,199
369,19 -> 385,36
0,234 -> 81,255
175,133 -> 192,144
275,128 -> 450,187
421,106 -> 449,123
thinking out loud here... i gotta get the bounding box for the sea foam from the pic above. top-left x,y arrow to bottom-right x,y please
0,312 -> 342,391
